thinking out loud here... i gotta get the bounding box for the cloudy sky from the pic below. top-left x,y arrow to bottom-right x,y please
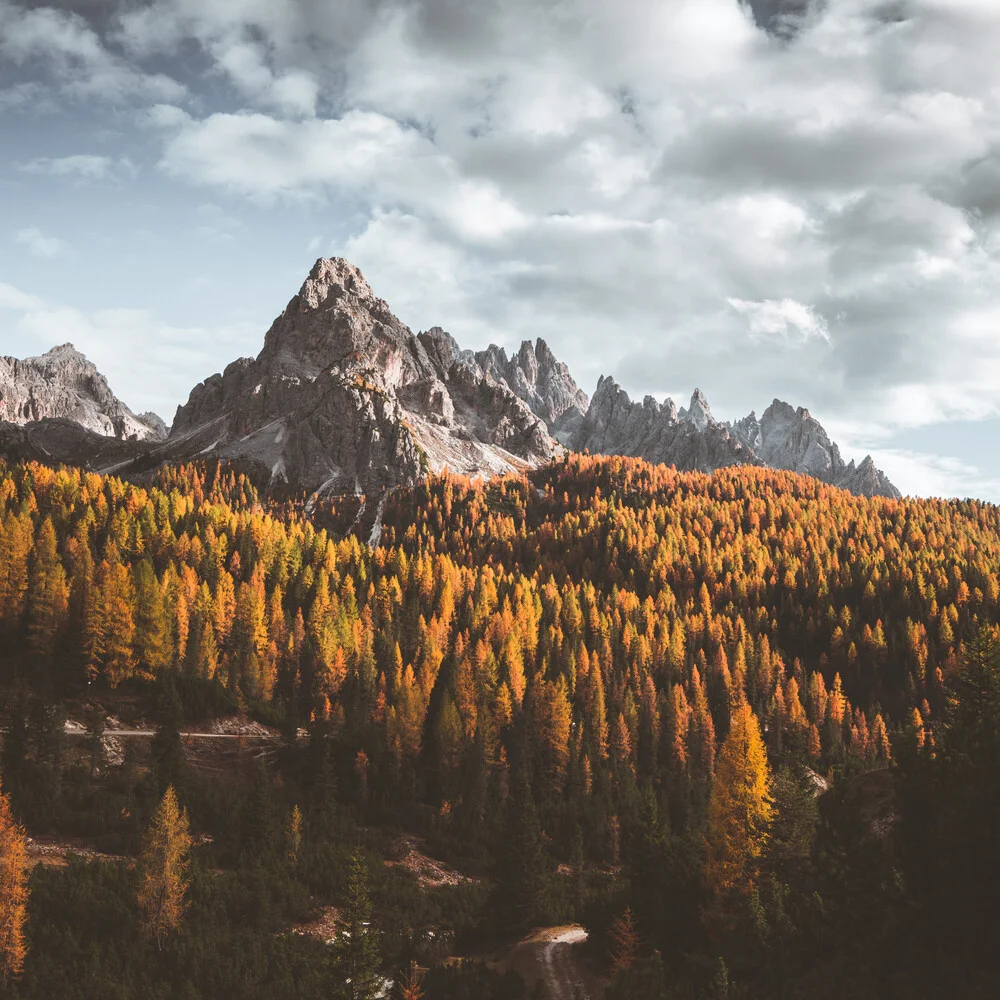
2,0 -> 1000,500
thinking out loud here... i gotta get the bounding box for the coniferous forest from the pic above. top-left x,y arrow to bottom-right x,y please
1,453 -> 1000,998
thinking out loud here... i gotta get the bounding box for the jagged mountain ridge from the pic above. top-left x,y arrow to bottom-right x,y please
0,259 -> 898,500
574,376 -> 900,498
168,258 -> 585,495
474,339 -> 590,443
0,344 -> 166,442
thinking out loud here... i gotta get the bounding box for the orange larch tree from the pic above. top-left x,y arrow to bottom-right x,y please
704,701 -> 774,929
0,779 -> 29,982
137,785 -> 192,949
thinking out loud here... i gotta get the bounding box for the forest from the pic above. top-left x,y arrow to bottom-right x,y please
1,452 -> 999,998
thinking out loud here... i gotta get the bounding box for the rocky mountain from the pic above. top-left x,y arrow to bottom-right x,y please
0,344 -> 166,442
728,399 -> 898,497
0,259 -> 898,502
168,258 -> 585,496
574,377 -> 758,473
474,339 -> 589,443
574,377 -> 900,498
0,417 -> 142,471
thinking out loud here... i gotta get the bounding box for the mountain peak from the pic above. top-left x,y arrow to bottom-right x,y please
0,345 -> 164,442
171,257 -> 569,492
762,398 -> 796,420
475,335 -> 589,435
534,337 -> 556,363
308,256 -> 369,286
578,383 -> 898,498
296,257 -> 380,312
34,343 -> 89,364
685,388 -> 714,430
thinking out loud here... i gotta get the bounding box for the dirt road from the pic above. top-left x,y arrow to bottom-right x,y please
62,720 -> 282,739
501,925 -> 594,1000
76,729 -> 278,738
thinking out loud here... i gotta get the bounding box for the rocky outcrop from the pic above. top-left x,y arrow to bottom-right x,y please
0,344 -> 166,442
729,400 -> 900,497
574,377 -> 757,472
575,378 -> 899,498
169,258 -> 563,494
0,417 -> 140,470
136,411 -> 169,440
474,338 -> 589,443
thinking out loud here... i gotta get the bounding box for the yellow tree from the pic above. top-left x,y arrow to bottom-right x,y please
0,780 -> 28,982
286,804 -> 303,864
0,513 -> 32,638
85,552 -> 137,686
25,517 -> 70,667
704,701 -> 773,928
137,786 -> 192,949
399,960 -> 424,1000
608,907 -> 640,971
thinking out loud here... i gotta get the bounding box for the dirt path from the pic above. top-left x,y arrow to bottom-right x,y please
62,720 -> 282,739
85,730 -> 278,738
25,836 -> 127,869
501,925 -> 594,1000
384,835 -> 482,889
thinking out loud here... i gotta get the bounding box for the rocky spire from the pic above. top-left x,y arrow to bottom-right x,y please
169,258 -> 568,493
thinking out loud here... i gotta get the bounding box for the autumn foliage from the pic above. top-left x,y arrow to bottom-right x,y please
703,701 -> 774,926
137,785 -> 192,948
0,453 -> 997,890
609,907 -> 640,971
0,779 -> 28,982
0,451 -> 999,997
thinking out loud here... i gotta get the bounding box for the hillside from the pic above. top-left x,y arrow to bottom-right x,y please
0,455 -> 997,998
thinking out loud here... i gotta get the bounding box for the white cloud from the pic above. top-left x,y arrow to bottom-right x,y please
0,1 -> 185,104
150,106 -> 529,242
209,39 -> 318,116
20,155 -> 136,181
0,80 -> 49,111
728,297 -> 830,345
14,227 -> 72,258
0,283 -> 43,312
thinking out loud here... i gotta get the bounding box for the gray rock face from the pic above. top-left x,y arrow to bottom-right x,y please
170,258 -> 562,494
0,344 -> 165,442
575,378 -> 899,498
474,338 -> 589,443
730,399 -> 900,497
575,378 -> 757,472
0,260 -> 899,503
0,418 -> 140,470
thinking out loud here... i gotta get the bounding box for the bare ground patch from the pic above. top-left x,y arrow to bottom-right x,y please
285,906 -> 342,945
26,836 -> 128,869
385,835 -> 483,889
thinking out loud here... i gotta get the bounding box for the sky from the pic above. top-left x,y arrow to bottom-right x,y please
2,0 -> 1000,501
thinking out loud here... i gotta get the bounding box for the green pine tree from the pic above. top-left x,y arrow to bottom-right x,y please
339,846 -> 381,1000
494,769 -> 550,931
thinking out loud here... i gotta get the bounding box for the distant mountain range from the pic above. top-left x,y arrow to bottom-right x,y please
0,258 -> 899,499
0,344 -> 166,442
577,380 -> 898,498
